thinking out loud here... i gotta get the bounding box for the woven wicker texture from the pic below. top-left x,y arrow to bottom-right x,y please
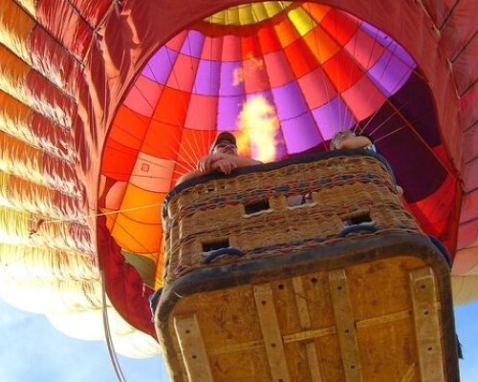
162,154 -> 420,285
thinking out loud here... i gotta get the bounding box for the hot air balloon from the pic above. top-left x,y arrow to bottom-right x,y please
0,0 -> 477,370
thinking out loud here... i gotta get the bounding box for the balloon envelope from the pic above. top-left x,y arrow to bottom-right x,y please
0,0 -> 477,358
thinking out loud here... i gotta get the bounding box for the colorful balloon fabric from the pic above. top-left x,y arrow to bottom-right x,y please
0,0 -> 477,358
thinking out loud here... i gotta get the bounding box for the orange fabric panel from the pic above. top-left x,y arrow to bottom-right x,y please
118,183 -> 164,224
0,45 -> 30,102
273,16 -> 301,48
302,26 -> 340,64
110,212 -> 162,258
0,0 -> 35,62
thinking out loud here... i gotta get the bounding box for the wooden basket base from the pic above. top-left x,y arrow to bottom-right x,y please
156,234 -> 458,382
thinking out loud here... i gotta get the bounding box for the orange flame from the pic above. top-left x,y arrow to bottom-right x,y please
236,95 -> 280,162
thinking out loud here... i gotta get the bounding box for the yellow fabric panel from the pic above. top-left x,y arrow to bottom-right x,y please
0,90 -> 35,145
0,44 -> 30,105
452,275 -> 478,305
238,4 -> 254,25
0,171 -> 82,221
0,204 -> 93,254
287,6 -> 316,36
14,0 -> 36,17
110,212 -> 162,261
0,266 -> 161,357
119,183 -> 165,224
0,205 -> 32,245
204,2 -> 292,26
0,133 -> 78,196
29,216 -> 94,254
264,2 -> 292,18
154,236 -> 164,289
0,242 -> 96,281
0,0 -> 34,63
0,132 -> 45,186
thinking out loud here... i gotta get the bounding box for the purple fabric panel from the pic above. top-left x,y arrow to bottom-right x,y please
219,62 -> 244,96
367,51 -> 413,97
142,47 -> 177,84
180,30 -> 205,58
281,112 -> 322,154
312,96 -> 355,140
360,22 -> 415,68
387,41 -> 416,68
272,81 -> 308,120
361,22 -> 393,49
217,95 -> 245,131
194,60 -> 221,96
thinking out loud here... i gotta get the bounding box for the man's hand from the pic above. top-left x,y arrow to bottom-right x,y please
211,158 -> 237,174
197,153 -> 224,173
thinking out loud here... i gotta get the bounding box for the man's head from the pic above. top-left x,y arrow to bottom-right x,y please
330,129 -> 356,150
211,132 -> 238,155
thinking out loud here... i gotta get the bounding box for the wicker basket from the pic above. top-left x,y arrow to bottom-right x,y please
156,150 -> 458,382
162,151 -> 420,286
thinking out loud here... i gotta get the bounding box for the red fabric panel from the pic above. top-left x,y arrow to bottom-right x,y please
37,0 -> 93,60
102,139 -> 139,181
461,85 -> 478,129
284,38 -> 319,78
322,50 -> 362,92
31,113 -> 74,158
242,33 -> 262,58
29,26 -> 82,97
320,9 -> 359,46
142,120 -> 182,160
25,71 -> 76,129
70,0 -> 112,27
97,216 -> 156,338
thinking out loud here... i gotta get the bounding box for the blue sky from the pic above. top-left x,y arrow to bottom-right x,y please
0,296 -> 476,381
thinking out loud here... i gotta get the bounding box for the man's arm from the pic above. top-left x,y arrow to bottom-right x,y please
176,169 -> 207,186
177,154 -> 262,186
338,135 -> 372,150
